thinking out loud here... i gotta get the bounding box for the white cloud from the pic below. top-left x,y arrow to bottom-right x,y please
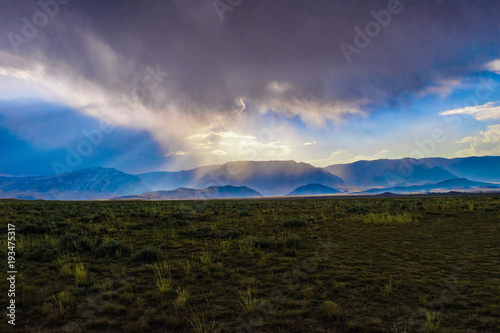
455,124 -> 500,157
440,102 -> 500,121
187,131 -> 255,145
165,151 -> 187,156
302,141 -> 317,146
261,96 -> 365,127
186,130 -> 291,163
352,150 -> 390,162
419,78 -> 464,98
257,81 -> 366,127
267,81 -> 293,94
485,59 -> 500,74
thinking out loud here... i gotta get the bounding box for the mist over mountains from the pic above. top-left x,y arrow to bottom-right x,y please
0,157 -> 498,200
360,178 -> 498,195
287,184 -> 341,196
166,160 -> 345,196
324,156 -> 500,187
114,185 -> 262,200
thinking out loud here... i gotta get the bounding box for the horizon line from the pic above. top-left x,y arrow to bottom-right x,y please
2,154 -> 499,178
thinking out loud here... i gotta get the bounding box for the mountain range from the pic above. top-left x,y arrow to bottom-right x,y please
287,183 -> 341,196
324,156 -> 500,187
360,178 -> 499,194
0,156 -> 498,200
0,167 -> 150,200
114,185 -> 262,200
140,160 -> 345,196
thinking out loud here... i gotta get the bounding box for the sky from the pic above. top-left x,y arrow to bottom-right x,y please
1,0 -> 500,176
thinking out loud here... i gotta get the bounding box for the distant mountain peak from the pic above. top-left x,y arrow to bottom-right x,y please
288,183 -> 341,196
114,185 -> 262,200
0,167 -> 150,200
361,177 -> 498,194
1,156 -> 498,200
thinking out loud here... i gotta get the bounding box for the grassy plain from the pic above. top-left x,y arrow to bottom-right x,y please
1,195 -> 499,332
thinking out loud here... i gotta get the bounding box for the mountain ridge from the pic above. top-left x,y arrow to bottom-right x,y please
0,156 -> 498,200
0,167 -> 150,200
361,178 -> 499,194
138,160 -> 345,196
287,183 -> 341,196
324,156 -> 500,187
113,185 -> 262,200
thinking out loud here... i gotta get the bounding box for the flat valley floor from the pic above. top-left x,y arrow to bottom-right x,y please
1,196 -> 499,332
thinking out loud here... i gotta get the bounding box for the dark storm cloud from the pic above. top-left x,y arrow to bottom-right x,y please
2,0 -> 500,121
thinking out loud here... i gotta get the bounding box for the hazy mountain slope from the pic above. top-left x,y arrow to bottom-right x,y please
324,159 -> 457,187
2,156 -> 497,200
0,167 -> 151,200
361,178 -> 498,194
115,185 -> 262,200
197,160 -> 345,196
287,183 -> 340,196
138,165 -> 219,191
422,156 -> 500,182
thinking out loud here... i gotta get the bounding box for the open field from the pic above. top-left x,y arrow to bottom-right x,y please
1,196 -> 500,332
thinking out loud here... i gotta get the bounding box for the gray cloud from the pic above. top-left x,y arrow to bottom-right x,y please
1,0 -> 500,126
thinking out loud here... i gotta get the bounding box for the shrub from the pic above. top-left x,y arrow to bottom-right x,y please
59,233 -> 92,252
180,227 -> 216,238
86,318 -> 110,330
172,209 -> 193,220
238,288 -> 257,314
347,205 -> 370,214
74,262 -> 88,285
424,310 -> 443,332
174,220 -> 189,226
92,211 -> 115,223
256,237 -> 272,249
283,248 -> 297,257
284,234 -> 301,248
320,301 -> 343,320
239,210 -> 251,217
189,314 -> 216,333
94,238 -> 128,257
217,240 -> 231,255
276,233 -> 302,249
224,228 -> 242,239
27,247 -> 58,262
132,248 -> 159,262
152,261 -> 172,293
102,303 -> 127,316
173,287 -> 189,310
283,218 -> 307,228
19,223 -> 51,235
199,248 -> 212,264
362,213 -> 414,224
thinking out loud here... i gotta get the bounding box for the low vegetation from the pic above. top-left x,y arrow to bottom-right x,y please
0,195 -> 499,332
